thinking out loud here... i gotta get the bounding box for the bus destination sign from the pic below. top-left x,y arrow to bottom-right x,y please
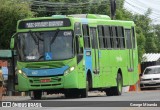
26,21 -> 63,28
18,19 -> 71,29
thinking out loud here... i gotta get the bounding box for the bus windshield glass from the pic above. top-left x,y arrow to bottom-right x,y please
17,30 -> 74,61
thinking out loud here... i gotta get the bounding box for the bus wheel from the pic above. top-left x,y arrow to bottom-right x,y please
81,80 -> 88,98
33,91 -> 42,100
105,88 -> 114,96
65,90 -> 80,98
64,92 -> 72,98
105,73 -> 122,96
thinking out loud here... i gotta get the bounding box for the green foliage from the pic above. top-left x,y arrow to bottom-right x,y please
145,35 -> 158,53
0,0 -> 34,49
33,0 -> 111,16
131,9 -> 158,62
136,30 -> 146,62
154,24 -> 160,52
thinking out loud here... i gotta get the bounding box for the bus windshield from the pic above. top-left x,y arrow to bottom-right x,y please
17,30 -> 74,61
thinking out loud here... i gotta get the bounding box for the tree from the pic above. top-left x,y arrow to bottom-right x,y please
154,25 -> 160,52
0,0 -> 34,49
32,0 -> 111,16
145,35 -> 158,53
132,9 -> 158,62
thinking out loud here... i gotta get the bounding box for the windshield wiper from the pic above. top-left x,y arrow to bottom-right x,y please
29,30 -> 38,45
50,29 -> 60,45
28,30 -> 44,60
35,32 -> 44,41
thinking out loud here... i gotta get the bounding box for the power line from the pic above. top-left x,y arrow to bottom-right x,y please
30,0 -> 113,13
125,0 -> 160,15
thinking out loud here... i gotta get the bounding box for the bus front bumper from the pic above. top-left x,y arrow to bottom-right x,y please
17,72 -> 79,92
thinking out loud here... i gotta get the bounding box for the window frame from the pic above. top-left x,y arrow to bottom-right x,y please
82,24 -> 91,49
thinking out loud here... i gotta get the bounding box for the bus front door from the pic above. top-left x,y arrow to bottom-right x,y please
90,27 -> 100,87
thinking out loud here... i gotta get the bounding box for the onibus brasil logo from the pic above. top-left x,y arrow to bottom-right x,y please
2,102 -> 42,107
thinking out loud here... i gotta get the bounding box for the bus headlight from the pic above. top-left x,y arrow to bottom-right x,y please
18,70 -> 27,77
70,67 -> 75,71
64,66 -> 75,75
18,70 -> 22,74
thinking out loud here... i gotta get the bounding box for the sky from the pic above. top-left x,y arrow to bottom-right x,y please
124,0 -> 160,24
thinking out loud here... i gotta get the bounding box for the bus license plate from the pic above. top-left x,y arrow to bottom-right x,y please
40,79 -> 51,83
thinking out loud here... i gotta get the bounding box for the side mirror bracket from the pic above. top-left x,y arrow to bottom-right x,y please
10,33 -> 17,49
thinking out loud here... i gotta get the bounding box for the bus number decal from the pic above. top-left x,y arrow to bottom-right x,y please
63,31 -> 72,36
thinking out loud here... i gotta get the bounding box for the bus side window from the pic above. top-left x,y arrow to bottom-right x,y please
111,26 -> 118,48
118,26 -> 125,49
116,27 -> 120,48
132,27 -> 136,48
110,26 -> 113,48
104,26 -> 111,49
82,24 -> 90,48
74,22 -> 82,35
98,25 -> 105,49
125,29 -> 132,49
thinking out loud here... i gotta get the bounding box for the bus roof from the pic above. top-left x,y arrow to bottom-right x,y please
17,14 -> 135,30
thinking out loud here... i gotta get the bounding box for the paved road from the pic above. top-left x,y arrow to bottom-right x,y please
1,90 -> 160,110
2,90 -> 160,101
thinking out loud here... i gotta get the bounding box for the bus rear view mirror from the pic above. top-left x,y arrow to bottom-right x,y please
10,37 -> 15,49
76,35 -> 83,48
10,33 -> 18,49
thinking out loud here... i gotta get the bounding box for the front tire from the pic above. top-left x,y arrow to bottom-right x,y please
65,90 -> 80,98
81,80 -> 88,98
33,91 -> 42,100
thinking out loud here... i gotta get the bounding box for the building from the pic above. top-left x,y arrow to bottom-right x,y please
141,53 -> 160,73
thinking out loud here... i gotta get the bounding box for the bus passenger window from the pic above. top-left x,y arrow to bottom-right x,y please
132,27 -> 136,48
125,29 -> 132,49
82,24 -> 90,48
98,26 -> 105,49
118,27 -> 125,49
115,27 -> 120,48
111,26 -> 118,48
104,26 -> 111,49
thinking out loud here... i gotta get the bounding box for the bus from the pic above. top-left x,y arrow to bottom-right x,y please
10,14 -> 139,99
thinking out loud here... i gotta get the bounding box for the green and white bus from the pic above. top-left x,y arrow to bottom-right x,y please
10,14 -> 139,99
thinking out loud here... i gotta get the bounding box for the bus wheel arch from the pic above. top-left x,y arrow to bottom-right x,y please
87,70 -> 92,89
117,68 -> 123,85
116,68 -> 123,95
80,69 -> 92,98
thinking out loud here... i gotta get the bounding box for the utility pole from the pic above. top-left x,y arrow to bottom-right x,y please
110,0 -> 116,20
